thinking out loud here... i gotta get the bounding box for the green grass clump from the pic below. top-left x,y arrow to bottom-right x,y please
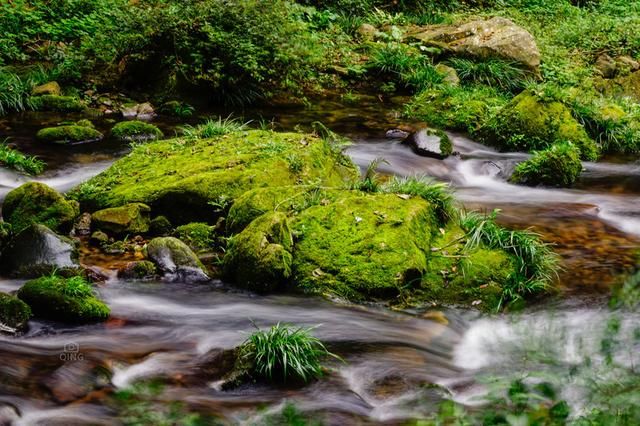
460,210 -> 559,308
382,176 -> 456,225
511,141 -> 583,187
111,120 -> 163,142
448,58 -> 531,92
0,68 -> 31,115
17,274 -> 110,323
180,116 -> 249,139
241,323 -> 337,383
0,142 -> 45,175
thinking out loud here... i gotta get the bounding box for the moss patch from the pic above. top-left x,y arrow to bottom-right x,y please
2,182 -> 79,233
111,120 -> 163,142
36,125 -> 103,145
70,130 -> 357,224
30,95 -> 85,112
0,292 -> 32,330
174,222 -> 215,252
17,275 -> 110,323
511,142 -> 583,187
91,203 -> 151,235
480,90 -> 599,160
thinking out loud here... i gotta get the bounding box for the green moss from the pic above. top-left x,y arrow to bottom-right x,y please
0,292 -> 32,330
290,192 -> 437,301
2,182 -> 79,233
70,130 -> 357,224
174,222 -> 215,252
118,260 -> 157,280
111,120 -> 163,142
511,142 -> 583,187
17,275 -> 110,323
149,216 -> 173,236
29,95 -> 85,112
223,212 -> 293,293
91,203 -> 151,235
36,125 -> 103,145
0,221 -> 11,252
480,90 -> 599,161
145,237 -> 207,275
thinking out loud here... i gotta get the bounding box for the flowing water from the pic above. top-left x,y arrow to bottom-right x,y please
0,97 -> 638,424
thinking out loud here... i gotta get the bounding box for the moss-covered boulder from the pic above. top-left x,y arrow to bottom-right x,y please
117,260 -> 157,280
2,182 -> 79,233
480,90 -> 599,161
111,120 -> 163,142
70,130 -> 357,223
91,203 -> 151,235
17,275 -> 109,323
36,124 -> 103,145
403,128 -> 453,159
0,224 -> 79,277
146,237 -> 209,282
149,216 -> 173,236
511,142 -> 583,187
223,213 -> 294,293
0,292 -> 32,331
596,70 -> 640,101
30,95 -> 85,112
32,81 -> 61,96
174,222 -> 215,252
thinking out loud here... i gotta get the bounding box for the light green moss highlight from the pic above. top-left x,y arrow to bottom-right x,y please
481,90 -> 599,161
0,292 -> 32,330
30,95 -> 85,112
36,125 -> 103,144
17,275 -> 110,323
224,212 -> 294,293
111,120 -> 163,142
511,142 -> 583,187
2,182 -> 79,233
70,130 -> 357,223
91,203 -> 151,235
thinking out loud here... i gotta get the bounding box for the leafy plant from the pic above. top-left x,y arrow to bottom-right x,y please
241,323 -> 338,383
351,157 -> 388,193
0,142 -> 46,175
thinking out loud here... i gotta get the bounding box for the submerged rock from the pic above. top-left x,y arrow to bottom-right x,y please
91,203 -> 151,235
404,128 -> 453,159
70,130 -> 357,223
0,224 -> 78,277
146,237 -> 209,282
0,292 -> 32,332
408,17 -> 540,72
2,182 -> 79,233
111,120 -> 163,142
17,275 -> 110,323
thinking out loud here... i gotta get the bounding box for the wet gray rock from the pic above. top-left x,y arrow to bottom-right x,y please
121,102 -> 156,120
0,224 -> 78,277
403,129 -> 453,159
146,237 -> 209,282
385,129 -> 410,139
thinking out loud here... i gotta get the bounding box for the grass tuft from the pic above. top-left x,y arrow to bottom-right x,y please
383,175 -> 456,225
448,58 -> 531,92
180,115 -> 249,139
0,141 -> 46,175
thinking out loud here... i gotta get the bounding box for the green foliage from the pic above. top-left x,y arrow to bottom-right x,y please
174,223 -> 215,252
180,116 -> 249,139
511,141 -> 583,186
111,121 -> 164,142
610,270 -> 640,309
0,142 -> 45,175
160,101 -> 195,118
382,176 -> 456,225
367,43 -> 442,92
350,157 -> 387,193
460,210 -> 559,307
448,58 -> 531,92
0,292 -> 32,331
241,323 -> 337,383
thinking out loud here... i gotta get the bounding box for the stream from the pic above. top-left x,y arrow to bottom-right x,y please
0,97 -> 638,424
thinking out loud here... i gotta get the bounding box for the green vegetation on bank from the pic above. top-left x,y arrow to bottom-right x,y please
0,142 -> 45,175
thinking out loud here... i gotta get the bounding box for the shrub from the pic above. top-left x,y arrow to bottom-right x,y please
0,142 -> 45,175
241,323 -> 337,383
511,141 -> 583,186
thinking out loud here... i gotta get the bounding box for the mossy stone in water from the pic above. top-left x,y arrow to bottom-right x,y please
511,142 -> 583,187
0,292 -> 32,331
36,125 -> 103,145
91,203 -> 151,235
30,95 -> 85,112
111,120 -> 163,142
480,90 -> 599,161
0,221 -> 11,253
2,182 -> 79,233
70,130 -> 357,223
146,237 -> 209,282
117,260 -> 157,280
17,276 -> 109,323
223,212 -> 293,293
174,222 -> 215,252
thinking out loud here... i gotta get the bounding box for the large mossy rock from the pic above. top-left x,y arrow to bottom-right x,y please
17,276 -> 109,323
480,90 -> 599,161
32,81 -> 61,96
30,95 -> 85,112
511,142 -> 583,187
224,212 -> 294,293
36,125 -> 103,145
407,17 -> 540,72
91,203 -> 151,235
111,120 -> 163,142
0,224 -> 78,277
146,237 -> 209,282
70,130 -> 357,224
2,182 -> 79,233
596,70 -> 640,101
0,292 -> 32,331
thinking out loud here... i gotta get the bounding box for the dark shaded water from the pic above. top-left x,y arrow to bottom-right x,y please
0,97 -> 639,424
